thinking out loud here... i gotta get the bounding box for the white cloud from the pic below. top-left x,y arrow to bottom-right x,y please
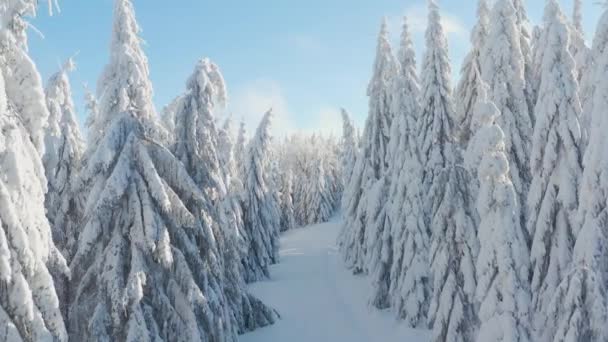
227,79 -> 296,136
226,79 -> 343,138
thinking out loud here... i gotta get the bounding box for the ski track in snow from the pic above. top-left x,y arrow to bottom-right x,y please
240,217 -> 430,342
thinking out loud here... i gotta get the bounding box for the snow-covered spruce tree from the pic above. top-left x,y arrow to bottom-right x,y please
42,59 -> 86,322
414,3 -> 480,339
267,145 -> 284,229
323,139 -> 343,212
394,0 -> 459,327
455,0 -> 489,146
3,1 -> 59,154
569,0 -> 590,85
546,177 -> 608,340
293,136 -> 309,226
360,172 -> 390,299
578,7 -> 608,153
526,2 -> 584,337
417,0 -> 459,220
216,116 -> 278,334
512,0 -> 535,114
366,16 -> 418,312
418,0 -> 457,202
220,193 -> 278,334
0,2 -> 70,341
304,156 -> 322,225
532,0 -> 588,102
43,58 -> 86,260
0,52 -> 68,342
70,1 -> 242,340
319,135 -> 341,221
175,59 -> 277,333
279,169 -> 296,232
481,0 -> 532,239
464,79 -> 489,174
339,108 -> 357,188
370,17 -> 428,326
544,6 -> 608,341
242,110 -> 281,283
473,102 -> 531,342
363,20 -> 398,178
546,170 -> 608,334
0,73 -> 68,342
218,116 -> 236,191
226,215 -> 278,333
160,95 -> 183,145
339,18 -> 396,274
387,16 -> 419,183
284,135 -> 315,226
173,58 -> 227,202
288,136 -> 310,227
331,143 -> 345,209
83,85 -> 99,146
388,147 -> 428,326
279,134 -> 342,227
89,0 -> 159,150
547,236 -> 608,341
307,161 -> 334,224
465,83 -> 500,207
531,12 -> 550,101
578,4 -> 608,272
531,24 -> 542,54
427,165 -> 478,342
70,109 -> 239,341
234,119 -> 248,181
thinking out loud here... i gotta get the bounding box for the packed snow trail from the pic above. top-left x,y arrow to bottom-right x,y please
240,217 -> 430,342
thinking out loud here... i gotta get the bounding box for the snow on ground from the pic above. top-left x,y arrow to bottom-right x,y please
240,217 -> 430,342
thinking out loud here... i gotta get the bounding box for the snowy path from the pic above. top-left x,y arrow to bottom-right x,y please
240,218 -> 430,342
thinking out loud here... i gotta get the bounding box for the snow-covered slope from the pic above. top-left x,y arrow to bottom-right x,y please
240,217 -> 430,342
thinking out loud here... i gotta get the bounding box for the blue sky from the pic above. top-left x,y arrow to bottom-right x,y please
29,0 -> 601,136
